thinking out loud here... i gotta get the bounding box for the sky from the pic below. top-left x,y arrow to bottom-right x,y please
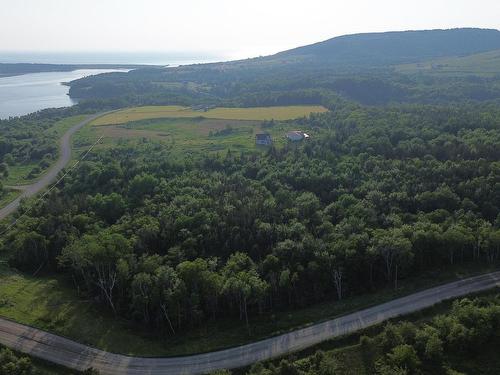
1,0 -> 500,60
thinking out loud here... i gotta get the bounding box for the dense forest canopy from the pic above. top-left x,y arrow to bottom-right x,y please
0,110 -> 65,164
2,101 -> 499,335
1,27 -> 500,373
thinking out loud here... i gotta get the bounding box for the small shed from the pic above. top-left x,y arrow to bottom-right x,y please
255,133 -> 273,146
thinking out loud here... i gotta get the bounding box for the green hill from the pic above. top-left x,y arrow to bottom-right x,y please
68,28 -> 500,105
272,28 -> 500,67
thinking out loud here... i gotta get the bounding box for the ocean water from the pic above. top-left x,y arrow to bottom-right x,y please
0,52 -> 227,119
0,69 -> 126,119
0,52 -> 225,66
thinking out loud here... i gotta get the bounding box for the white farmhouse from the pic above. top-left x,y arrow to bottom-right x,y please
286,130 -> 310,142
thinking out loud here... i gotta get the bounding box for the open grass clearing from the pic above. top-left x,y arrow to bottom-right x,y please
0,261 -> 497,357
76,116 -> 314,156
91,105 -> 329,125
0,189 -> 21,207
74,105 -> 328,158
47,115 -> 87,139
2,163 -> 39,186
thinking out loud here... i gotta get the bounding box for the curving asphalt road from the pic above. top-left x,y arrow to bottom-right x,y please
0,271 -> 499,374
0,113 -> 105,220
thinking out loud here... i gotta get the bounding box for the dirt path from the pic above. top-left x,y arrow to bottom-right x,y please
0,113 -> 104,220
1,271 -> 499,374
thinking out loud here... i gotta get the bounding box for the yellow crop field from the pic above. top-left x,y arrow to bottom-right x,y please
92,105 -> 328,125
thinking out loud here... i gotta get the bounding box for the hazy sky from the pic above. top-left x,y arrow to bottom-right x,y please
1,0 -> 500,59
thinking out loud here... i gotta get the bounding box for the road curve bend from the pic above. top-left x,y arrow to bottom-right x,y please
1,271 -> 500,374
0,113 -> 105,220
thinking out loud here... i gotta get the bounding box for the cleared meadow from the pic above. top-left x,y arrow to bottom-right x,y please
79,117 -> 304,155
75,105 -> 329,155
92,105 -> 329,125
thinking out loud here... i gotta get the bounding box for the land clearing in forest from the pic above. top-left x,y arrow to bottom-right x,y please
79,107 -> 326,155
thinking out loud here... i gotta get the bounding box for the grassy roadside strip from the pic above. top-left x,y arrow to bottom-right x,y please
0,189 -> 21,208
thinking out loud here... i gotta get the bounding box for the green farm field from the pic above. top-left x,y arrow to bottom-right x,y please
91,105 -> 329,125
75,106 -> 327,156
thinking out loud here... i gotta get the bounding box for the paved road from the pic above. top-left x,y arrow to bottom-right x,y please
1,271 -> 500,374
0,113 -> 105,220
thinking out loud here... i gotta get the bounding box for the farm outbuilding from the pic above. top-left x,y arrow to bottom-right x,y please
255,133 -> 273,146
286,131 -> 310,142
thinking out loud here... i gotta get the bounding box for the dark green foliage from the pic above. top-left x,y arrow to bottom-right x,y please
4,27 -> 500,374
0,348 -> 37,375
89,193 -> 126,224
369,296 -> 500,374
0,114 -> 58,165
2,101 -> 500,337
9,231 -> 49,273
228,295 -> 500,375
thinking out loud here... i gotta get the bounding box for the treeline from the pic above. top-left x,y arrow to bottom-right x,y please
2,103 -> 500,335
69,67 -> 348,111
227,295 -> 500,375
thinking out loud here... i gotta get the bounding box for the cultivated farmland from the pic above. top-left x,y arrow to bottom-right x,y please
92,105 -> 329,125
74,105 -> 328,156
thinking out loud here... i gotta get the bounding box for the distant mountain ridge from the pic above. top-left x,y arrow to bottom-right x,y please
270,28 -> 500,66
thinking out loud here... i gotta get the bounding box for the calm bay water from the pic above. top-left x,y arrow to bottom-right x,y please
0,52 -> 228,119
0,69 -> 127,119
